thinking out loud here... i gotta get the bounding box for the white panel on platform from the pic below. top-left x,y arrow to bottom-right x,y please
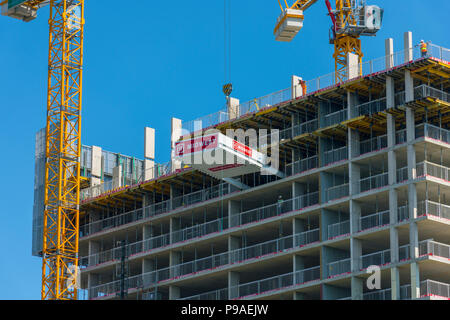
174,133 -> 266,179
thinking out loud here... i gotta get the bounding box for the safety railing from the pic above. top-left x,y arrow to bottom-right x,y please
171,217 -> 228,244
295,229 -> 320,247
323,146 -> 348,166
399,244 -> 411,261
322,109 -> 348,128
396,166 -> 408,183
238,88 -> 292,118
358,210 -> 390,232
328,220 -> 350,240
182,109 -> 229,135
285,155 -> 318,177
327,258 -> 351,278
397,205 -> 409,223
293,119 -> 318,137
395,129 -> 407,145
417,200 -> 450,220
234,266 -> 321,299
414,84 -> 449,103
420,280 -> 450,299
356,97 -> 387,117
230,191 -> 319,228
419,240 -> 450,259
359,134 -> 387,156
416,161 -> 450,181
80,183 -> 232,238
363,288 -> 392,300
357,172 -> 389,194
361,248 -> 391,270
416,123 -> 450,145
325,183 -> 349,203
180,288 -> 229,301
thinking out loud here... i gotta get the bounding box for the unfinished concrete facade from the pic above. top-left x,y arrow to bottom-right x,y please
45,34 -> 450,300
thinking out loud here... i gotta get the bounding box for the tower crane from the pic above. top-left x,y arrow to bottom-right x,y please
274,0 -> 384,83
1,0 -> 84,300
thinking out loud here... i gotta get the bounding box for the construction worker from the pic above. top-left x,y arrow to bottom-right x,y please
420,40 -> 428,58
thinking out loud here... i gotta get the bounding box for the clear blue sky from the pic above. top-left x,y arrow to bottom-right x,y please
0,0 -> 448,300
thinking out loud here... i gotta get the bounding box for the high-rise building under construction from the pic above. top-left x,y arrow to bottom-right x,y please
32,32 -> 450,300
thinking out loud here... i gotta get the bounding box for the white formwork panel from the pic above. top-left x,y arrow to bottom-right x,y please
275,9 -> 304,42
174,133 -> 267,179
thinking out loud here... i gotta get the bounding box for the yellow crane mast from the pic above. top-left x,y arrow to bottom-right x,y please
275,0 -> 383,82
1,0 -> 84,300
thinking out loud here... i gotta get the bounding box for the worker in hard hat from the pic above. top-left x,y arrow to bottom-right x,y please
420,40 -> 428,58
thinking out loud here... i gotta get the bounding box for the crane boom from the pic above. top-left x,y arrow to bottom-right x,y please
2,0 -> 84,300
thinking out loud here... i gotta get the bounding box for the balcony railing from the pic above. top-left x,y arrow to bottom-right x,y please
397,205 -> 409,223
285,155 -> 318,177
233,266 -> 321,299
361,248 -> 391,269
356,97 -> 387,117
417,200 -> 450,220
293,119 -> 318,137
358,172 -> 389,194
358,210 -> 390,232
328,220 -> 350,240
416,161 -> 450,182
325,183 -> 349,202
419,240 -> 450,259
327,258 -> 351,278
322,109 -> 348,128
416,123 -> 450,145
396,166 -> 408,183
420,280 -> 450,299
180,288 -> 229,301
395,129 -> 407,145
295,229 -> 320,247
323,146 -> 348,166
359,135 -> 388,156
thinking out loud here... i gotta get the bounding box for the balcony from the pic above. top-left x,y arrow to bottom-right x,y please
416,161 -> 450,182
358,210 -> 390,233
417,200 -> 450,220
325,184 -> 349,203
359,134 -> 388,157
416,123 -> 450,145
327,220 -> 350,240
327,258 -> 351,278
285,155 -> 318,177
323,146 -> 348,166
419,240 -> 450,260
357,172 -> 389,194
356,97 -> 387,117
361,248 -> 391,270
293,119 -> 318,137
322,109 -> 348,128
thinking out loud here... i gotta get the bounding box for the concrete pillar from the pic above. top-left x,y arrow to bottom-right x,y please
228,200 -> 241,228
87,273 -> 99,299
348,129 -> 360,159
144,127 -> 155,181
112,165 -> 123,189
171,118 -> 183,172
169,250 -> 182,280
391,267 -> 401,300
349,162 -> 361,196
404,31 -> 413,62
405,71 -> 414,103
293,217 -> 306,235
350,202 -> 361,235
350,238 -> 362,272
347,91 -> 360,119
385,38 -> 394,69
293,255 -> 306,285
347,52 -> 360,80
90,146 -> 102,187
351,277 -> 364,300
228,271 -> 240,299
228,235 -> 241,264
386,77 -> 395,110
227,97 -> 240,120
88,240 -> 100,266
170,217 -> 181,244
292,181 -> 306,210
292,75 -> 305,99
410,262 -> 421,299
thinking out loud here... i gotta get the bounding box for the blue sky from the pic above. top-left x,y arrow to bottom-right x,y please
0,0 -> 449,300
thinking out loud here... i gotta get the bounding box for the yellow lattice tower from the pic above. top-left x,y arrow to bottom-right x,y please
41,0 -> 84,300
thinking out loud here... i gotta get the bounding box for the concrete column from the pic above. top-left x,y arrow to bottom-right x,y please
171,118 -> 183,172
293,217 -> 305,235
387,114 -> 397,184
293,255 -> 305,286
405,71 -> 414,103
227,97 -> 240,120
170,217 -> 181,244
292,75 -> 305,99
410,262 -> 421,299
391,267 -> 401,300
348,129 -> 360,159
228,271 -> 240,299
87,273 -> 99,299
144,127 -> 155,181
347,91 -> 360,120
349,162 -> 361,196
112,165 -> 123,189
292,181 -> 306,210
350,238 -> 362,272
228,235 -> 241,264
169,250 -> 182,280
90,146 -> 102,187
386,77 -> 395,110
350,201 -> 361,234
88,240 -> 100,266
404,31 -> 413,63
347,52 -> 359,80
385,38 -> 394,69
228,200 -> 241,228
351,277 -> 364,300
